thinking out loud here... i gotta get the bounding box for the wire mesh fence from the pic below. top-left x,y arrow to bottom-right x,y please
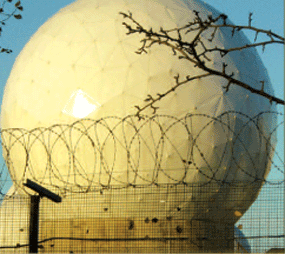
236,181 -> 284,253
0,181 -> 283,253
0,112 -> 283,253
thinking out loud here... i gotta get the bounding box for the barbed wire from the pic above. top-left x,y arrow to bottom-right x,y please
0,111 -> 283,196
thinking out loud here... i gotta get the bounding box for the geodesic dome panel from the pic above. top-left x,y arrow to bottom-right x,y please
0,0 -> 277,231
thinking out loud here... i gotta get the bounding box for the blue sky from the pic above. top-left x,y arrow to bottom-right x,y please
0,1 -> 283,252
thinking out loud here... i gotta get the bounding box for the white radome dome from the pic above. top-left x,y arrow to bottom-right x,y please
0,1 -> 278,250
1,0 -> 276,196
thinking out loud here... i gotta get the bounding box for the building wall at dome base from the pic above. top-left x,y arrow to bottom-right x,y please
39,218 -> 234,253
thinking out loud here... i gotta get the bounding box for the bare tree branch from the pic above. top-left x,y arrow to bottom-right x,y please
210,24 -> 284,42
0,0 -> 23,54
134,73 -> 212,118
120,11 -> 284,117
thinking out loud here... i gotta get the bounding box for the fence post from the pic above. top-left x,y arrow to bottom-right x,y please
29,195 -> 40,253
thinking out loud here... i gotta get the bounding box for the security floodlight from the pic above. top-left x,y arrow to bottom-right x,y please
24,179 -> 62,203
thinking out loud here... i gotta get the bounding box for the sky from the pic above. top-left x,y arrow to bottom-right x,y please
0,0 -> 283,252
